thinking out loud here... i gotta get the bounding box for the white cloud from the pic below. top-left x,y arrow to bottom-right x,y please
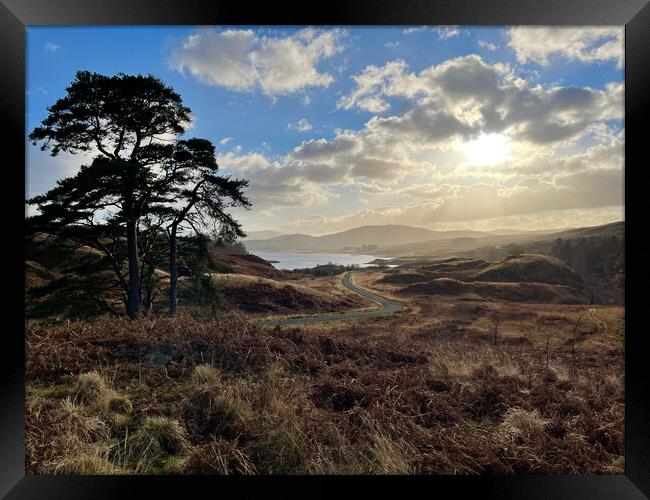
218,151 -> 337,211
274,163 -> 623,234
432,206 -> 624,232
507,27 -> 624,67
287,118 -> 313,132
215,49 -> 623,226
478,40 -> 497,51
402,26 -> 428,35
169,27 -> 346,96
436,26 -> 460,39
401,26 -> 462,40
337,60 -> 410,113
26,87 -> 48,96
43,42 -> 62,53
219,137 -> 233,145
385,41 -> 400,48
337,55 -> 623,146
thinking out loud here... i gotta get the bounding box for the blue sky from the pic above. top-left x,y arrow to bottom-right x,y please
27,26 -> 624,234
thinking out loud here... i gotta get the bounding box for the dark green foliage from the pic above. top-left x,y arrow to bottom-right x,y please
164,139 -> 251,315
28,71 -> 194,319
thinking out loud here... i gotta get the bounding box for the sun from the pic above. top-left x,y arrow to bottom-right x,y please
460,133 -> 510,166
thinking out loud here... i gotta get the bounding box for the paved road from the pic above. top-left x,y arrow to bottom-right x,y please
259,271 -> 404,326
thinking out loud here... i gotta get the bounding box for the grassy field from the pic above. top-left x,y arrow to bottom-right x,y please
26,300 -> 624,474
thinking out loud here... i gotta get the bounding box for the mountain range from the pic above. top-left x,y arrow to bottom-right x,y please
243,222 -> 623,256
245,225 -> 514,253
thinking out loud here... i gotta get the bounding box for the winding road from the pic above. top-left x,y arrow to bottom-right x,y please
260,271 -> 404,326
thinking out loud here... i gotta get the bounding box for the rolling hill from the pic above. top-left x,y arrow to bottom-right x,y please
245,225 -> 492,253
380,254 -> 587,304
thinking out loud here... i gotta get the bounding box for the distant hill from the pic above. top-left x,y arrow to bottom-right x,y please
485,228 -> 569,236
245,225 -> 491,253
378,221 -> 624,258
552,221 -> 624,239
242,230 -> 285,240
247,233 -> 318,252
244,221 -> 624,258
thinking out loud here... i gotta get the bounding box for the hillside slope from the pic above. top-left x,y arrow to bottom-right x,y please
381,254 -> 586,304
211,252 -> 283,279
211,273 -> 368,315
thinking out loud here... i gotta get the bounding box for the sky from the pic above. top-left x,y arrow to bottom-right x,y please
26,26 -> 624,235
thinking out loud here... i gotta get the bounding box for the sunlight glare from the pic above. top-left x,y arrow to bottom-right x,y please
460,134 -> 510,166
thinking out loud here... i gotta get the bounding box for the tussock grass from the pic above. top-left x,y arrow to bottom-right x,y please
498,407 -> 549,440
46,448 -> 124,475
191,364 -> 222,386
73,371 -> 133,414
186,439 -> 256,474
116,416 -> 190,473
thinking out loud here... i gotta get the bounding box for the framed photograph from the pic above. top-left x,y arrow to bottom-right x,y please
3,0 -> 649,497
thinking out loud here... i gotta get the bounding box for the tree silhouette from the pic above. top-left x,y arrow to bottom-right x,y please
27,71 -> 252,318
27,156 -> 171,317
159,139 -> 250,315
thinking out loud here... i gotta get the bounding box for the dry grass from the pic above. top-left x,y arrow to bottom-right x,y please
211,273 -> 369,316
191,364 -> 222,386
26,310 -> 624,475
73,371 -> 133,414
116,416 -> 190,473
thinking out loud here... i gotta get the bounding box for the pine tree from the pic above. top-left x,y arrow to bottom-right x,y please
160,139 -> 251,315
28,71 -> 190,318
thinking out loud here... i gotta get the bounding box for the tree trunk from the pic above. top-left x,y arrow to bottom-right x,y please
126,218 -> 141,319
169,224 -> 178,316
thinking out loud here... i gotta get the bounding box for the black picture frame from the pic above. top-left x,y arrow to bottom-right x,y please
2,0 -> 649,497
